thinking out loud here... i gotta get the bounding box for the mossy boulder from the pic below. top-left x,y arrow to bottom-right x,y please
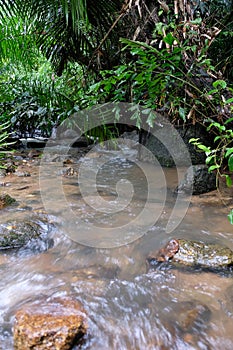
148,238 -> 233,269
0,193 -> 16,209
0,218 -> 52,250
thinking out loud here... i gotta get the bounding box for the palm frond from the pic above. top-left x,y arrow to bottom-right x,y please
0,0 -> 124,72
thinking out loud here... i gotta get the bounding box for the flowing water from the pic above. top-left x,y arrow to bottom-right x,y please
0,144 -> 233,349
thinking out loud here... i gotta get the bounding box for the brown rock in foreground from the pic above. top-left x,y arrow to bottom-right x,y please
13,296 -> 87,350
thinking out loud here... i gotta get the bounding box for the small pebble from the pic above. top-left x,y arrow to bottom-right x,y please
15,171 -> 31,177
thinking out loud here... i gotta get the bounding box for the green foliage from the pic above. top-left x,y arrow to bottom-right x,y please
85,32 -> 231,128
0,13 -> 40,68
190,81 -> 233,187
86,124 -> 120,145
0,59 -> 88,137
189,78 -> 233,224
0,121 -> 14,167
190,117 -> 233,185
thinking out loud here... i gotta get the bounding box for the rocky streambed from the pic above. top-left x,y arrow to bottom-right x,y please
0,145 -> 233,349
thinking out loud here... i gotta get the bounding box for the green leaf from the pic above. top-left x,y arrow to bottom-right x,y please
225,175 -> 232,188
225,148 -> 233,158
214,136 -> 221,142
226,130 -> 233,138
208,164 -> 220,172
197,144 -> 211,153
189,138 -> 200,143
146,111 -> 156,127
155,22 -> 165,35
207,89 -> 218,95
213,80 -> 227,90
190,45 -> 197,52
207,122 -> 226,132
225,97 -> 233,104
228,210 -> 233,225
178,107 -> 186,121
224,117 -> 233,125
163,33 -> 176,46
206,155 -> 214,164
228,155 -> 233,172
190,18 -> 202,25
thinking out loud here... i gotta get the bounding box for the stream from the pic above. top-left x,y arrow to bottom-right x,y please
0,142 -> 233,350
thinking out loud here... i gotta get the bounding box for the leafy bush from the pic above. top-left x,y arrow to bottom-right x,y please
0,60 -> 86,137
189,79 -> 233,224
190,80 -> 233,183
85,35 -> 231,127
0,121 -> 14,167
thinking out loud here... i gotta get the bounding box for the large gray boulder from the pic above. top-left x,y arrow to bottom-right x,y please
140,124 -> 212,167
176,165 -> 216,195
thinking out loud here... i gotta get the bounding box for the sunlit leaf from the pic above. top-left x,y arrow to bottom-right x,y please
206,155 -> 214,164
224,117 -> 233,125
197,144 -> 210,153
208,164 -> 220,172
225,97 -> 233,104
189,137 -> 200,143
225,148 -> 233,158
213,80 -> 227,89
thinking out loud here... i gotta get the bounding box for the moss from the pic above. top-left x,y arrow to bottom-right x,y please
0,194 -> 16,209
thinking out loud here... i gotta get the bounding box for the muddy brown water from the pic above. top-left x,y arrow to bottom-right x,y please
0,145 -> 233,349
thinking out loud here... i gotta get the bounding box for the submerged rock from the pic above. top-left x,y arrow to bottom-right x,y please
173,300 -> 211,333
13,296 -> 87,350
0,218 -> 52,251
220,284 -> 233,318
0,193 -> 16,209
147,238 -> 233,269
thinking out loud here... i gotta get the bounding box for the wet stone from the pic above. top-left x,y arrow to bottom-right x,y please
0,218 -> 52,251
0,193 -> 16,209
147,238 -> 233,269
0,168 -> 7,177
13,296 -> 87,350
221,285 -> 233,318
160,300 -> 211,347
172,300 -> 211,333
15,171 -> 31,177
57,167 -> 78,176
176,164 -> 216,195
